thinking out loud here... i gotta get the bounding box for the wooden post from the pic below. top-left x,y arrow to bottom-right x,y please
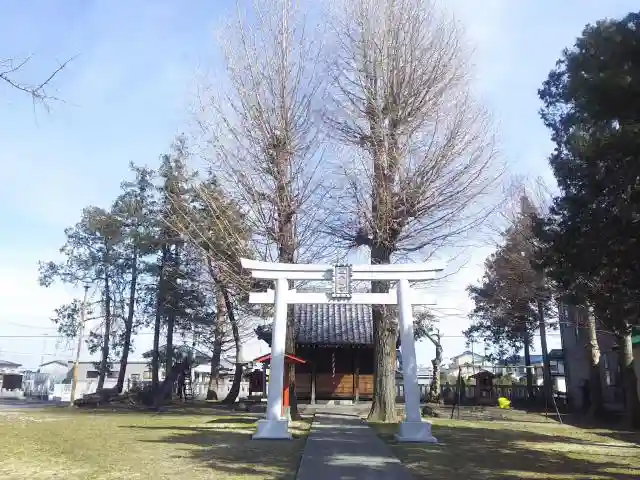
282,365 -> 290,417
354,347 -> 360,404
310,363 -> 316,405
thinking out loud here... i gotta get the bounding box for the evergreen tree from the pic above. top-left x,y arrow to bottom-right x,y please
537,11 -> 640,426
39,206 -> 123,390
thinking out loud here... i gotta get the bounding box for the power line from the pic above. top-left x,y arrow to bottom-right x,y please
0,332 -> 567,339
0,351 -> 72,357
3,321 -> 59,331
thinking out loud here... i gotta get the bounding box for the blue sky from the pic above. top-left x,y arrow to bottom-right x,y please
1,0 -> 638,369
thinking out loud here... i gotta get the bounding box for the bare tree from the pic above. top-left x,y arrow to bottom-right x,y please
325,0 -> 500,421
1,55 -> 72,108
413,309 -> 442,403
191,0 -> 331,418
167,175 -> 256,404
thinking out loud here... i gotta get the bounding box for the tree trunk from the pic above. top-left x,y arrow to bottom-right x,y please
152,245 -> 168,392
428,341 -> 443,403
585,308 -> 604,419
97,262 -> 112,391
619,328 -> 640,428
164,245 -> 180,400
523,335 -> 533,400
286,303 -> 300,419
368,245 -> 399,422
220,283 -> 243,404
537,300 -> 553,403
207,288 -> 225,401
116,246 -> 138,393
165,312 -> 175,391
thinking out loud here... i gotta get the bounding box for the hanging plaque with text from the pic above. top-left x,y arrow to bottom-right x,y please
332,264 -> 352,299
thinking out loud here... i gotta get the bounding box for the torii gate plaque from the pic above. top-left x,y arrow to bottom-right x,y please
241,258 -> 442,443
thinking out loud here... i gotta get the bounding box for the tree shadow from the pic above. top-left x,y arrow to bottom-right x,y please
207,416 -> 260,425
531,410 -> 640,446
125,421 -> 309,480
375,422 -> 640,480
58,402 -> 254,417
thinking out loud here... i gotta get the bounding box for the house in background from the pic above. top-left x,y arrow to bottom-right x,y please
442,349 -> 567,393
22,360 -> 71,399
559,303 -> 624,411
443,351 -> 493,379
38,360 -> 70,380
0,359 -> 22,374
51,360 -> 156,401
0,359 -> 23,397
50,344 -> 250,402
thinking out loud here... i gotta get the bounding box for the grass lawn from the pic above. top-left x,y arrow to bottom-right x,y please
371,410 -> 640,480
0,404 -> 310,480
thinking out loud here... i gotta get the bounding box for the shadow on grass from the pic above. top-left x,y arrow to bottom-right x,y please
207,416 -> 258,425
373,421 -> 640,480
59,401 -> 253,417
125,418 -> 311,480
433,404 -> 566,425
511,408 -> 640,447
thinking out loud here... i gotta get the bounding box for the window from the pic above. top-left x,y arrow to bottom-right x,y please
603,353 -> 617,386
86,370 -> 99,379
107,371 -> 118,379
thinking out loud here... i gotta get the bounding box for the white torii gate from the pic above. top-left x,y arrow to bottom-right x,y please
241,258 -> 442,443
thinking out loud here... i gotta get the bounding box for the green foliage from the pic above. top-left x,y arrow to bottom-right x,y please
413,309 -> 437,341
38,130 -> 254,398
537,11 -> 640,426
467,205 -> 553,361
536,12 -> 640,334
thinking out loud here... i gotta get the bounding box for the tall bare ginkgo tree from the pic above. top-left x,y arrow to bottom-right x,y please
192,0 -> 330,418
324,0 -> 500,422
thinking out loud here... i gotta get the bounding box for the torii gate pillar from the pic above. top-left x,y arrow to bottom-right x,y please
242,259 -> 441,443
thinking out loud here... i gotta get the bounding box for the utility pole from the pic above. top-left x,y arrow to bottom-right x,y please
537,298 -> 553,402
470,336 -> 476,375
70,285 -> 89,406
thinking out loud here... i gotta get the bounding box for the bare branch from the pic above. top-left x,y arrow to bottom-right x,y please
1,55 -> 74,110
323,0 -> 503,258
191,0 -> 335,268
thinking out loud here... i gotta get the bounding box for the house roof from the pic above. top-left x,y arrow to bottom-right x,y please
450,351 -> 485,360
256,304 -> 374,346
252,353 -> 306,365
39,360 -> 68,368
0,359 -> 22,368
142,344 -> 211,361
548,349 -> 564,360
471,370 -> 497,379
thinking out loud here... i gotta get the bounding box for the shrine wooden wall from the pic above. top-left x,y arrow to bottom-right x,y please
294,345 -> 374,401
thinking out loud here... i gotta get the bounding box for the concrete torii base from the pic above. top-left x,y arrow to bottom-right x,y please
252,419 -> 292,440
395,420 -> 438,443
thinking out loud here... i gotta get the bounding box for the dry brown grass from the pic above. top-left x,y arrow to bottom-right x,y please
371,409 -> 640,480
0,405 -> 310,480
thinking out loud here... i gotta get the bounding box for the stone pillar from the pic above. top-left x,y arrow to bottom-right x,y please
253,277 -> 291,439
396,278 -> 438,443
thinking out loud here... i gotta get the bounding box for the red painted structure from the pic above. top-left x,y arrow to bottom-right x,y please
252,353 -> 306,415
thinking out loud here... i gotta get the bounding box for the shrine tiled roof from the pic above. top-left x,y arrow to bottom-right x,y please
255,304 -> 374,346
